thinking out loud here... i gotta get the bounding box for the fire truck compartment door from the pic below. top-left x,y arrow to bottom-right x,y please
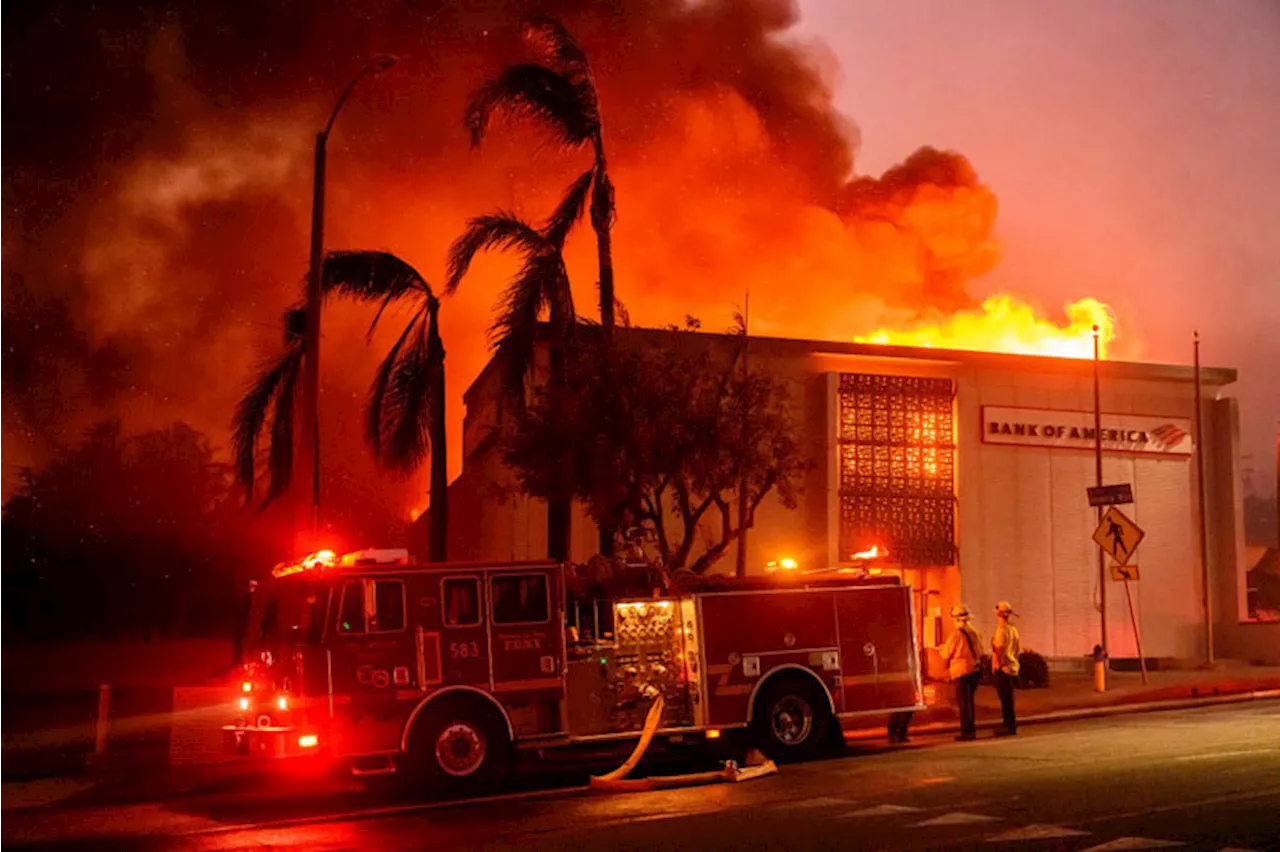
487,569 -> 565,700
834,586 -> 920,713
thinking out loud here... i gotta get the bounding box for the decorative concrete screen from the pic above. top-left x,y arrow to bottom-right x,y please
838,373 -> 957,566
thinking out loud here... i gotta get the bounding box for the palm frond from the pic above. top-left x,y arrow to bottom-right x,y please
487,251 -> 576,400
544,167 -> 595,249
323,250 -> 431,336
377,316 -> 444,473
231,351 -> 292,502
262,349 -> 303,507
283,305 -> 307,342
366,311 -> 421,460
446,212 -> 550,292
465,63 -> 598,149
521,15 -> 590,78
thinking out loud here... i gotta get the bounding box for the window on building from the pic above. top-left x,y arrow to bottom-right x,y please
337,581 -> 364,633
371,580 -> 405,632
491,574 -> 549,625
838,373 -> 957,566
443,578 -> 481,627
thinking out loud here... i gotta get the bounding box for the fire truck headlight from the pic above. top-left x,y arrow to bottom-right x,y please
277,695 -> 289,711
239,697 -> 250,711
241,681 -> 253,693
298,734 -> 319,749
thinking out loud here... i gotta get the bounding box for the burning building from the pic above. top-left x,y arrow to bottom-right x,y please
443,329 -> 1255,668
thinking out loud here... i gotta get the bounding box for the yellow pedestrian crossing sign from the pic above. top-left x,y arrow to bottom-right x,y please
1110,563 -> 1140,582
1093,506 -> 1144,566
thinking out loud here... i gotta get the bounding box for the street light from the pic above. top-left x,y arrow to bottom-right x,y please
298,55 -> 397,540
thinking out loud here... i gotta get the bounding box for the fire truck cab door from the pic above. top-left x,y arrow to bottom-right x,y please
327,576 -> 415,757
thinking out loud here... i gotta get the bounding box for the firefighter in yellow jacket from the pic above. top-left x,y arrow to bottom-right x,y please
991,601 -> 1022,736
942,603 -> 983,741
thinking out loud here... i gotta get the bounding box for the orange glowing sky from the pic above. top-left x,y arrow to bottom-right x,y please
3,0 -> 1277,534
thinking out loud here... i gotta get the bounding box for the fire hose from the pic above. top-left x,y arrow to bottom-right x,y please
589,696 -> 778,792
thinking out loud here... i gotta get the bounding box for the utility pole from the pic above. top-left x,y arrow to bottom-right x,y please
1194,331 -> 1214,665
297,56 -> 396,546
1093,325 -> 1107,689
735,288 -> 750,578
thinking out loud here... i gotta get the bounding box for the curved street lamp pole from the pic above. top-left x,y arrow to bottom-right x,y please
299,55 -> 397,541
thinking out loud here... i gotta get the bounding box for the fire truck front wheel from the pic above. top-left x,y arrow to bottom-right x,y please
750,675 -> 836,762
405,698 -> 510,794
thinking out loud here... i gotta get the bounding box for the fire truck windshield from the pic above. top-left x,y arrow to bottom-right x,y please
249,578 -> 330,649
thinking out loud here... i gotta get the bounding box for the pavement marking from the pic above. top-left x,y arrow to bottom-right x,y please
1173,749 -> 1280,761
911,811 -> 1000,827
1079,839 -> 1186,851
1216,847 -> 1260,851
834,804 -> 924,818
785,796 -> 853,809
984,824 -> 1091,842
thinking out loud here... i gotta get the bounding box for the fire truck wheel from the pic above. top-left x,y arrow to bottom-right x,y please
406,698 -> 510,794
750,675 -> 834,762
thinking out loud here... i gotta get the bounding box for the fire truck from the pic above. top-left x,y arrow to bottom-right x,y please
226,548 -> 925,790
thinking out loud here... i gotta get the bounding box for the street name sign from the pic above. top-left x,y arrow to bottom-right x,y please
1087,483 -> 1134,507
1092,506 -> 1144,566
1110,563 -> 1140,582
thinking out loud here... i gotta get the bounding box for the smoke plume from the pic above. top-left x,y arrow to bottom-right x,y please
3,0 -> 1012,539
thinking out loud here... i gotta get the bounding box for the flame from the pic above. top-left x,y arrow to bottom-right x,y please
855,295 -> 1115,360
851,545 -> 882,560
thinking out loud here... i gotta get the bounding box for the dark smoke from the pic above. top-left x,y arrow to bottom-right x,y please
2,0 -> 995,541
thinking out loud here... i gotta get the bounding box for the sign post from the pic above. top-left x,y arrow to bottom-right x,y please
1093,508 -> 1148,685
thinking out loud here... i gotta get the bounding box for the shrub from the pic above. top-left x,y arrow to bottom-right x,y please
1017,650 -> 1050,689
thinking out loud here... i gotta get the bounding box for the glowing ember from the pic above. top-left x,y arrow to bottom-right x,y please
855,295 -> 1115,360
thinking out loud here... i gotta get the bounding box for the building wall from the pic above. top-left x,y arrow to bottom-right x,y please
954,368 -> 1217,661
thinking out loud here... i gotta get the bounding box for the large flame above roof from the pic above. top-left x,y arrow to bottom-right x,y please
855,295 -> 1114,360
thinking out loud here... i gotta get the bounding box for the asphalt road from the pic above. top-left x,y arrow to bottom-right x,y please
8,700 -> 1280,851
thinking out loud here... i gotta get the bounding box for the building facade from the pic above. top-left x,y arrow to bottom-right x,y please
443,330 -> 1251,665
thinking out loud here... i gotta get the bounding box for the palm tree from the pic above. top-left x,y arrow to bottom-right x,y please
446,211 -> 577,560
322,250 -> 449,562
466,14 -> 617,338
232,305 -> 306,508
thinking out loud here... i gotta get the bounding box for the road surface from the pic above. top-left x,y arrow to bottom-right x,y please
7,700 -> 1279,850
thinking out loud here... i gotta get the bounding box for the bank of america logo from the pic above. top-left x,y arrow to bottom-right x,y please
1150,424 -> 1189,449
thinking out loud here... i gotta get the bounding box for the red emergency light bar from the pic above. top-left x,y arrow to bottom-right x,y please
270,548 -> 408,578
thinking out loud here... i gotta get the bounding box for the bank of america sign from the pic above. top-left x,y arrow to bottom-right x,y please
980,406 -> 1194,456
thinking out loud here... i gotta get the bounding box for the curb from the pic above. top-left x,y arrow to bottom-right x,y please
845,687 -> 1280,741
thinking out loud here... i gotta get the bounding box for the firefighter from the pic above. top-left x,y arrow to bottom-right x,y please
991,601 -> 1021,736
942,602 -> 983,741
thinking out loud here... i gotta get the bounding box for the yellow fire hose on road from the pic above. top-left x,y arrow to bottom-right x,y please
589,696 -> 779,792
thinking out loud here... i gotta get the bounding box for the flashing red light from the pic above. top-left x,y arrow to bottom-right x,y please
277,695 -> 289,711
706,729 -> 722,739
298,734 -> 319,749
238,697 -> 250,711
241,681 -> 253,693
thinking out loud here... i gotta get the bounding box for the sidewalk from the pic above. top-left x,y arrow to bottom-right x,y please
847,661 -> 1280,739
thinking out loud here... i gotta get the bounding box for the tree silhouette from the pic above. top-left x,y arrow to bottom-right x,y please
447,212 -> 577,560
322,250 -> 449,561
231,305 -> 306,508
466,14 -> 617,337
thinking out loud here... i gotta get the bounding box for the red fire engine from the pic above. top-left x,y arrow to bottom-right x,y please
226,548 -> 925,790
